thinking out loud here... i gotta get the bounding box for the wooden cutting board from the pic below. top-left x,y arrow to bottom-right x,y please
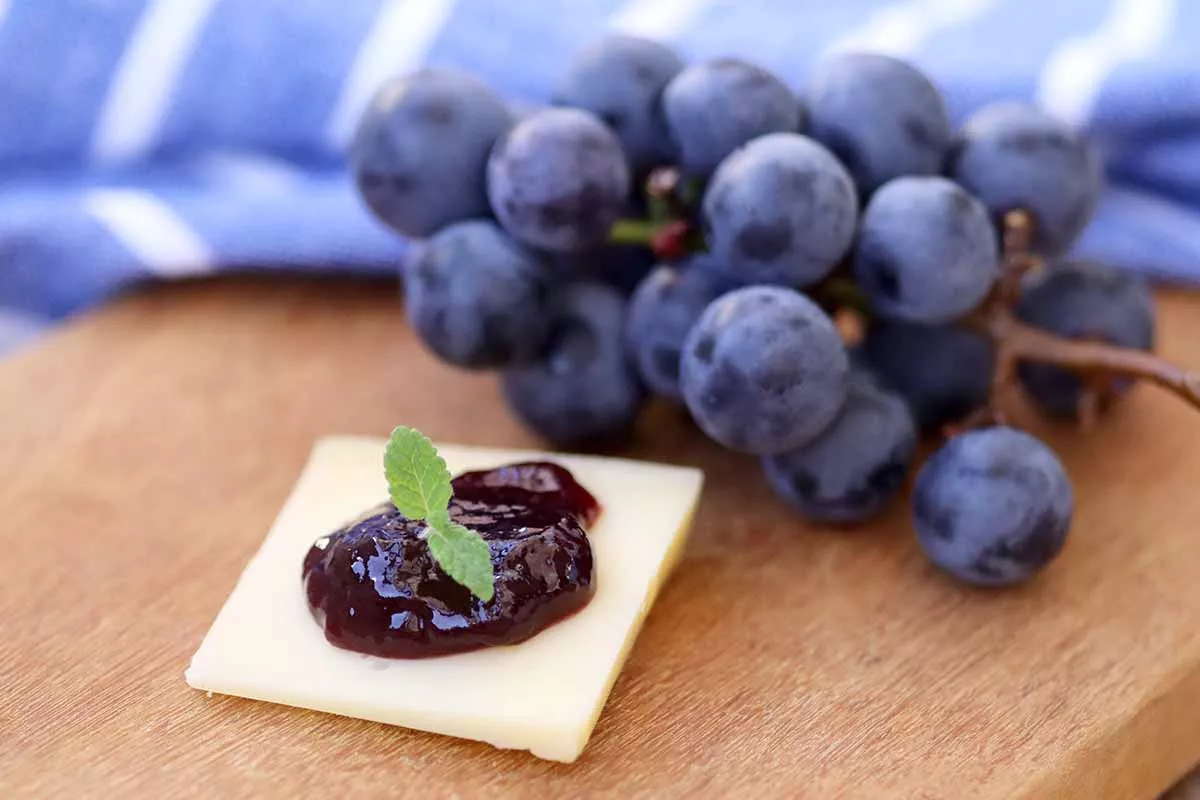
4,275 -> 1200,799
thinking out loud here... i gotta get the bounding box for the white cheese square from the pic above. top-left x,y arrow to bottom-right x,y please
186,436 -> 703,762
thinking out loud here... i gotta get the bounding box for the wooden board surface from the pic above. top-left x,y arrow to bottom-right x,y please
3,276 -> 1200,799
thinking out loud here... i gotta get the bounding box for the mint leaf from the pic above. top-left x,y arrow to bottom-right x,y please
425,515 -> 495,602
383,426 -> 495,602
384,426 -> 452,520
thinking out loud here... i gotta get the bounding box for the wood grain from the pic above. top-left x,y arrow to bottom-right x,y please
3,275 -> 1200,799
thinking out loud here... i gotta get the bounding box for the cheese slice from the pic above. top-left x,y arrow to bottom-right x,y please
186,436 -> 703,762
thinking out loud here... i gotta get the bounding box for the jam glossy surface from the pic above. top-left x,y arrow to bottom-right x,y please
451,461 -> 600,526
303,462 -> 599,658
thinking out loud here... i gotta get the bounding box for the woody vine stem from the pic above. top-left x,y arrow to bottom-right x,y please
964,210 -> 1200,420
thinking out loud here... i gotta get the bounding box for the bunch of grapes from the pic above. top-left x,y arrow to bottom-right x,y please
351,36 -> 1192,589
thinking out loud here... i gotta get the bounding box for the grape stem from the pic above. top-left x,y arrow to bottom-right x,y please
610,167 -> 700,260
996,209 -> 1042,303
608,219 -> 663,245
965,300 -> 1200,412
964,209 -> 1200,414
609,217 -> 695,261
608,168 -> 687,246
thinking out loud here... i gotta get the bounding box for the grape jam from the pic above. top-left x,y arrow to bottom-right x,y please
302,462 -> 600,658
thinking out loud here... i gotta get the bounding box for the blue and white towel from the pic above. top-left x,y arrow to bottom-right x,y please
2,0 -> 1198,353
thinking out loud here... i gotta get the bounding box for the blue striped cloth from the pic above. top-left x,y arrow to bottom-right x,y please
2,0 -> 1198,354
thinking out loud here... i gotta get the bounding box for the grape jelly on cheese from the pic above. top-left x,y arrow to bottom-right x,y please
302,462 -> 600,658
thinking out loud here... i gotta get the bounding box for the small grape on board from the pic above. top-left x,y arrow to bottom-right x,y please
352,35 -> 1200,590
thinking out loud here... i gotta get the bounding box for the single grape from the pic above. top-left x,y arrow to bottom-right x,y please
947,102 -> 1101,256
403,220 -> 552,369
662,59 -> 802,177
680,286 -> 849,454
1016,260 -> 1155,417
702,133 -> 858,287
502,282 -> 644,445
554,35 -> 684,172
487,108 -> 631,253
352,69 -> 513,237
854,176 -> 999,324
913,426 -> 1073,587
805,53 -> 950,197
762,378 -> 916,524
625,257 -> 734,400
860,319 -> 996,431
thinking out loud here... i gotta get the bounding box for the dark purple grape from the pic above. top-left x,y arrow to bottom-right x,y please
947,102 -> 1101,256
680,285 -> 849,454
805,52 -> 950,196
502,282 -> 644,445
763,379 -> 916,524
861,319 -> 996,431
625,257 -> 734,400
403,220 -> 552,369
352,69 -> 513,237
662,58 -> 802,178
554,35 -> 684,171
913,426 -> 1073,587
487,108 -> 631,253
702,133 -> 858,287
854,176 -> 998,324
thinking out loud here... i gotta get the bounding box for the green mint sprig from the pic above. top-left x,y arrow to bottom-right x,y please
383,426 -> 495,602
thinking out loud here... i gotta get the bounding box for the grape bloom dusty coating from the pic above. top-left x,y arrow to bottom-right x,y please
502,282 -> 644,445
702,133 -> 858,287
403,220 -> 552,369
554,34 -> 684,172
762,378 -> 916,524
662,58 -> 803,177
625,257 -> 733,400
861,319 -> 996,431
805,52 -> 951,196
948,102 -> 1101,256
352,69 -> 513,237
913,427 -> 1073,587
487,108 -> 631,253
854,176 -> 999,324
680,286 -> 849,455
1017,260 -> 1156,417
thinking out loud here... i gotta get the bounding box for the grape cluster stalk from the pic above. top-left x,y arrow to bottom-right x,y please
965,210 -> 1200,423
349,35 -> 1199,588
